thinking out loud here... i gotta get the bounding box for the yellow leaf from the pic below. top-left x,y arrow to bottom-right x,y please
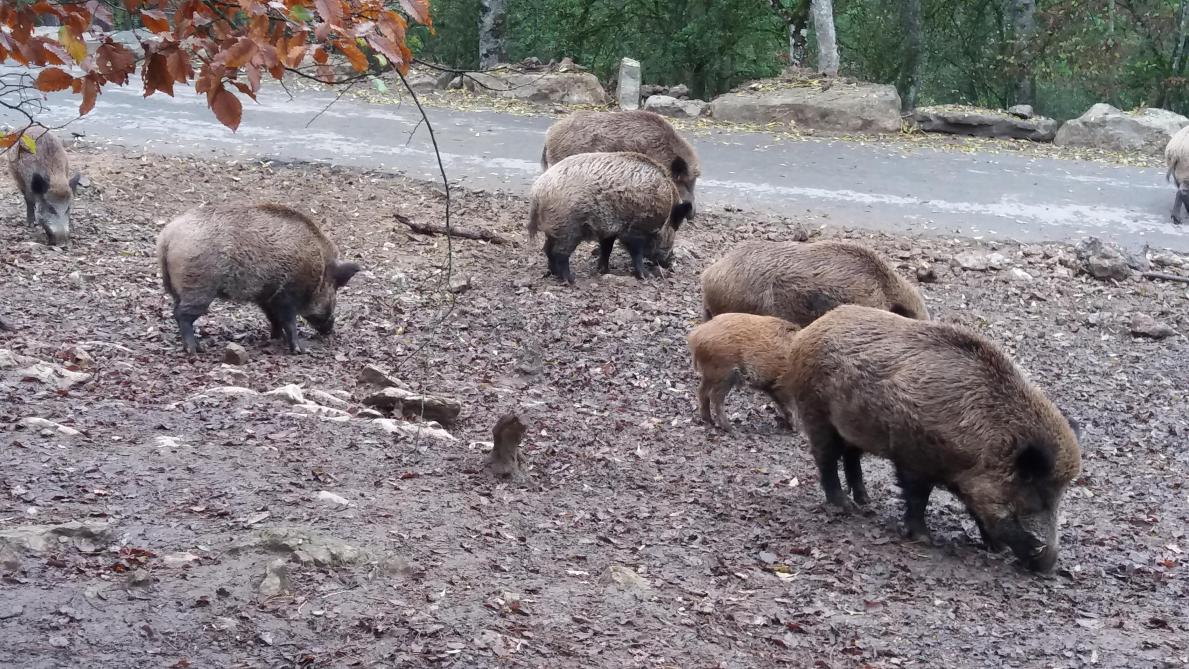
20,133 -> 37,154
59,25 -> 88,64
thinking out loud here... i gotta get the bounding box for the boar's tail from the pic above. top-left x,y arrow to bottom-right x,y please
527,198 -> 541,241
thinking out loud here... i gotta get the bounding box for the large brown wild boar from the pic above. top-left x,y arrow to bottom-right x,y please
701,240 -> 928,325
528,152 -> 690,284
687,313 -> 801,431
542,110 -> 701,216
777,305 -> 1082,572
8,128 -> 83,246
157,203 -> 361,354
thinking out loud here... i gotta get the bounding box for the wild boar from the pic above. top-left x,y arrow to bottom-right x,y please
157,203 -> 361,354
8,128 -> 83,246
687,313 -> 801,431
701,240 -> 929,325
777,305 -> 1082,572
1165,125 -> 1189,224
542,110 -> 701,216
528,152 -> 691,284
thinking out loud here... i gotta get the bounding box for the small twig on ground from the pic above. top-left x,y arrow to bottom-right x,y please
395,213 -> 508,245
486,414 -> 527,481
1142,271 -> 1189,285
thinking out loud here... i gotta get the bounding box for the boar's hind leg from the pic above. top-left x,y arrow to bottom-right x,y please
895,468 -> 934,542
804,420 -> 852,509
843,448 -> 869,505
620,238 -> 649,280
23,196 -> 34,226
173,301 -> 209,354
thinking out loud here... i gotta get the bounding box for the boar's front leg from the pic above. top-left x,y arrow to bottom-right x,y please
265,296 -> 303,354
621,238 -> 648,280
596,237 -> 616,274
895,468 -> 934,542
842,447 -> 869,505
804,421 -> 852,509
256,300 -> 284,339
23,196 -> 35,227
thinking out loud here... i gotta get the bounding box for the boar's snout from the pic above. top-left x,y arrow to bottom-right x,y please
1026,543 -> 1059,573
996,512 -> 1060,573
306,313 -> 335,336
43,223 -> 70,247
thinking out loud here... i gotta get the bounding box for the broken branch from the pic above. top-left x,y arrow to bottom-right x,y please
1142,271 -> 1189,285
395,213 -> 509,245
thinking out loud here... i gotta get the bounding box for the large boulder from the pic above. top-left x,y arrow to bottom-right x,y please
643,94 -> 707,119
913,106 -> 1058,142
464,70 -> 608,105
617,57 -> 641,110
709,78 -> 901,133
1054,104 -> 1189,153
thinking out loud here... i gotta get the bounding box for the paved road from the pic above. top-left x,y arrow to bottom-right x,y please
12,69 -> 1188,251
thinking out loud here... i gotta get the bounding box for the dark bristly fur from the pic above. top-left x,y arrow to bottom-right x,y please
777,305 -> 1082,572
156,203 -> 361,354
8,128 -> 83,246
528,152 -> 688,284
702,240 -> 929,325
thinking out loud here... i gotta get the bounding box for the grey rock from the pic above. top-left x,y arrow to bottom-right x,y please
264,384 -> 305,405
668,83 -> 690,99
448,274 -> 472,294
643,95 -> 707,119
1055,104 -> 1189,153
1007,268 -> 1034,282
1076,237 -> 1132,281
463,71 -> 607,105
0,520 -> 115,555
1007,104 -> 1034,119
915,265 -> 938,283
1129,314 -> 1177,339
258,558 -> 291,598
362,387 -> 462,426
1125,246 -> 1152,272
953,252 -> 991,271
617,57 -> 641,110
223,343 -> 249,366
253,528 -> 367,567
358,364 -> 408,390
710,79 -> 901,133
914,106 -> 1057,142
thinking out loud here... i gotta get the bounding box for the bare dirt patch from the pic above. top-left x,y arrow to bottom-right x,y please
1,146 -> 1187,668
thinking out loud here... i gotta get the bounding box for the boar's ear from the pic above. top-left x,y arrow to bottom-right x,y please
31,173 -> 49,195
670,201 -> 692,229
670,157 -> 689,179
331,261 -> 361,288
1016,443 -> 1055,483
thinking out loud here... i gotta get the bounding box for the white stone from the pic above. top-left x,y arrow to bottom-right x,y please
265,384 -> 305,405
617,57 -> 641,110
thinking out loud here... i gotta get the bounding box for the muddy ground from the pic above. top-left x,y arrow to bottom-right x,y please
1,146 -> 1187,669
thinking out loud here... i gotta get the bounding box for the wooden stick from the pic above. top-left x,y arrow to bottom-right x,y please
395,213 -> 509,245
1142,271 -> 1189,285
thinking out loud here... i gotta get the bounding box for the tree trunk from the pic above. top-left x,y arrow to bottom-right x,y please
770,0 -> 812,67
1167,0 -> 1189,106
811,0 -> 839,75
898,0 -> 923,111
1008,0 -> 1036,106
478,0 -> 507,70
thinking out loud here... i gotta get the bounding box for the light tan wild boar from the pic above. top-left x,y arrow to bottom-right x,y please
1165,125 -> 1189,224
157,203 -> 361,354
687,313 -> 801,431
8,128 -> 84,246
701,240 -> 928,325
542,110 -> 701,216
528,152 -> 691,284
778,305 -> 1082,572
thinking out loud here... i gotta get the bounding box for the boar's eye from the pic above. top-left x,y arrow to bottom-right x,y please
1015,443 -> 1054,483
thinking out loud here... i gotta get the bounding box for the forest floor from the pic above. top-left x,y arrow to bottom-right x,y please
1,147 -> 1187,668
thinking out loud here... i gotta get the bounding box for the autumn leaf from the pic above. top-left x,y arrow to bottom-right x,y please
95,41 -> 136,85
220,36 -> 258,68
210,85 -> 243,131
399,0 -> 432,28
20,133 -> 37,153
312,46 -> 328,65
367,35 -> 410,73
314,0 -> 343,27
35,67 -> 74,92
288,4 -> 314,23
140,9 -> 170,34
378,10 -> 407,44
58,25 -> 87,63
79,76 -> 99,116
338,40 -> 368,71
0,133 -> 20,151
142,53 -> 176,97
